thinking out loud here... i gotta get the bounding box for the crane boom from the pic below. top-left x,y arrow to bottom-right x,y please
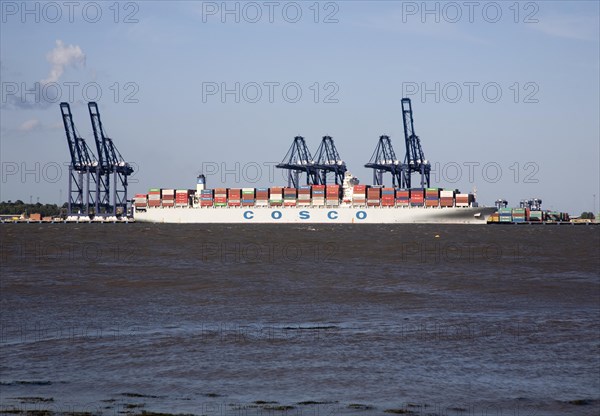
87,101 -> 133,216
60,102 -> 98,217
401,98 -> 430,188
276,136 -> 321,187
314,136 -> 347,184
364,135 -> 405,187
61,102 -> 97,170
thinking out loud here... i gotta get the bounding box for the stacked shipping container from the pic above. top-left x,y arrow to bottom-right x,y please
529,211 -> 543,221
148,189 -> 161,207
214,188 -> 227,207
200,189 -> 213,207
381,188 -> 395,207
269,187 -> 283,206
162,189 -> 175,207
256,188 -> 269,206
140,185 -> 480,210
352,185 -> 366,205
367,187 -> 381,206
134,194 -> 147,208
395,189 -> 409,206
498,207 -> 512,222
455,193 -> 474,207
298,186 -> 311,206
312,185 -> 325,206
511,208 -> 528,222
425,188 -> 439,207
228,188 -> 241,207
440,190 -> 455,207
284,188 -> 297,206
175,190 -> 191,207
410,189 -> 424,206
326,185 -> 340,206
242,188 -> 255,206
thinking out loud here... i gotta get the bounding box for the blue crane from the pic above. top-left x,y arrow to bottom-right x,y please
60,102 -> 98,216
314,136 -> 347,184
88,102 -> 134,216
276,136 -> 320,187
364,135 -> 404,187
401,98 -> 431,188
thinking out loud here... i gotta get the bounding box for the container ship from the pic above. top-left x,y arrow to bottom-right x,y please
132,173 -> 496,224
132,98 -> 496,224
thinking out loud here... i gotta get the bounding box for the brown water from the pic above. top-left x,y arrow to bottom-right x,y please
1,224 -> 599,416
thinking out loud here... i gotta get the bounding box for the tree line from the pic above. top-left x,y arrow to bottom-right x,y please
0,201 -> 66,217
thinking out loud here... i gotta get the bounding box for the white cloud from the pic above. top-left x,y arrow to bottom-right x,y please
18,119 -> 41,132
41,40 -> 86,84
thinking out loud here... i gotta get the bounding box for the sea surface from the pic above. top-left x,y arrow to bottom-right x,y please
1,224 -> 599,416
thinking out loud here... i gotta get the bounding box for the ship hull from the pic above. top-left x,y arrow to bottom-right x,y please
133,206 -> 496,224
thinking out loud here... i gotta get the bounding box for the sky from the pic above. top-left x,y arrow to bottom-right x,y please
1,0 -> 599,214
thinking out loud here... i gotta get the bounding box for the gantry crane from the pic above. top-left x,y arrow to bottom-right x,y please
364,135 -> 404,187
60,102 -> 98,217
401,98 -> 431,188
276,136 -> 320,187
314,136 -> 347,185
88,102 -> 134,216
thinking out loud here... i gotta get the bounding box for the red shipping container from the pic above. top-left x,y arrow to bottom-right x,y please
440,198 -> 454,207
425,199 -> 439,207
367,190 -> 381,197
